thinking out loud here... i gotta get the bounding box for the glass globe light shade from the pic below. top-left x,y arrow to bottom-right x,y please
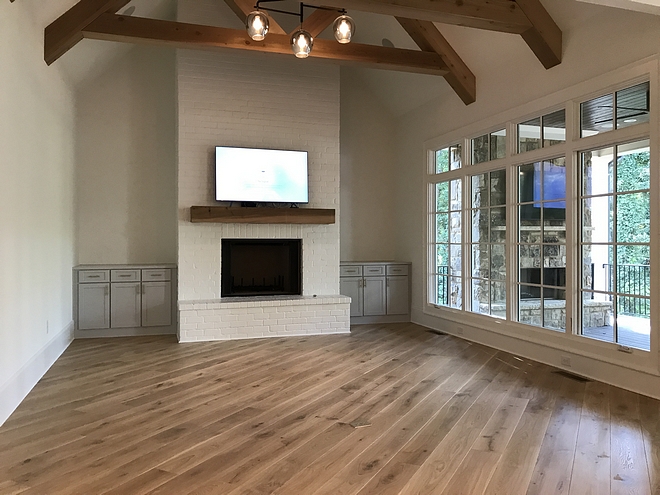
246,10 -> 269,41
333,15 -> 354,44
291,29 -> 313,58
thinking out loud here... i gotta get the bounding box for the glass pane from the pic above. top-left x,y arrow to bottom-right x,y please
518,288 -> 542,327
519,265 -> 540,285
543,244 -> 563,268
450,144 -> 462,170
581,92 -> 613,137
472,244 -> 487,278
616,306 -> 650,350
490,169 -> 506,206
544,295 -> 566,331
541,158 -> 566,202
542,227 -> 564,245
518,163 -> 535,203
543,109 -> 566,147
471,174 -> 488,208
616,140 -> 650,192
450,212 -> 462,243
582,291 -> 614,342
436,213 -> 449,242
450,244 -> 462,276
581,147 -> 614,197
490,207 -> 506,242
582,197 -> 613,243
491,244 -> 506,280
491,282 -> 506,318
450,179 -> 462,212
470,278 -> 489,314
448,277 -> 463,309
436,244 -> 449,270
616,82 -> 650,129
519,244 -> 541,270
472,209 -> 488,243
436,275 -> 450,306
435,147 -> 449,174
436,182 -> 449,212
490,129 -> 506,160
518,118 -> 541,153
616,245 -> 650,295
472,134 -> 489,164
616,192 -> 650,244
582,244 -> 614,292
544,266 -> 565,288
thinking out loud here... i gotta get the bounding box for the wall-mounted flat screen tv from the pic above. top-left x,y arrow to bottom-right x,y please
215,146 -> 309,203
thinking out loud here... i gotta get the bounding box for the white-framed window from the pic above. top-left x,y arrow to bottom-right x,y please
425,71 -> 654,360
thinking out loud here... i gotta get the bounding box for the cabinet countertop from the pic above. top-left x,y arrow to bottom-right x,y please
75,264 -> 177,270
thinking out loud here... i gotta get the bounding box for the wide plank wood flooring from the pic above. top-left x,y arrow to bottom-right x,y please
0,323 -> 658,494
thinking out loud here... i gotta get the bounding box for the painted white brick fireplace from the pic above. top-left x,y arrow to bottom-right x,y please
176,0 -> 349,342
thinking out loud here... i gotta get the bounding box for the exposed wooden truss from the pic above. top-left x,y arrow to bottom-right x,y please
82,14 -> 451,76
43,0 -> 563,105
397,17 -> 476,105
44,0 -> 132,65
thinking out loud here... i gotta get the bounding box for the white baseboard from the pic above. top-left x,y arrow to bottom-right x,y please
74,325 -> 177,339
0,321 -> 74,426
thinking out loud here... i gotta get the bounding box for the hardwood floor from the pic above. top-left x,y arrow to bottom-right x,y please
0,323 -> 658,495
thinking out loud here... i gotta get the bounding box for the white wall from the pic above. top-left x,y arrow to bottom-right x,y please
0,3 -> 76,424
394,0 -> 660,396
76,45 -> 177,265
340,68 -> 398,262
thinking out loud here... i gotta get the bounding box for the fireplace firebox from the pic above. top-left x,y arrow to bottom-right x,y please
221,239 -> 302,297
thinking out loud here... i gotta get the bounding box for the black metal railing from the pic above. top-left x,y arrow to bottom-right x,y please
436,265 -> 449,305
603,263 -> 650,317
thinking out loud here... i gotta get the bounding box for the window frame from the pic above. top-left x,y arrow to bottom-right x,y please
423,60 -> 658,374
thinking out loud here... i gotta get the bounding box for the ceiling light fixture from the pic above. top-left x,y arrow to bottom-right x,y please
247,0 -> 354,58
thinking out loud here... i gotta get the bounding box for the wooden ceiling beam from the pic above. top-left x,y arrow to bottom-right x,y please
303,0 -> 533,34
223,0 -> 287,35
300,8 -> 340,38
515,0 -> 562,68
44,0 -> 132,65
81,14 -> 450,76
397,17 -> 475,105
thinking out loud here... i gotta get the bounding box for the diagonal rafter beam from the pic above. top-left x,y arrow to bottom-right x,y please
397,17 -> 475,104
44,0 -> 132,65
223,0 -> 287,35
514,0 -> 562,69
81,14 -> 450,76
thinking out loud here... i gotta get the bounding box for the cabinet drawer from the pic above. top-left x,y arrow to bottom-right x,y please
340,265 -> 362,277
142,269 -> 171,282
78,270 -> 110,283
111,269 -> 141,282
363,265 -> 385,276
387,265 -> 409,276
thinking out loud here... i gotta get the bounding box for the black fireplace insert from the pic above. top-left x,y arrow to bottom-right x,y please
221,239 -> 302,297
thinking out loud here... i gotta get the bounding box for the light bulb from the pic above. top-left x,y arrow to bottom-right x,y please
291,29 -> 313,58
333,14 -> 354,44
246,10 -> 269,41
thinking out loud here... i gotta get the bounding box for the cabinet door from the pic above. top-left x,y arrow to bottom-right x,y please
340,277 -> 363,317
387,276 -> 409,315
111,282 -> 141,328
363,277 -> 387,316
142,281 -> 172,327
78,283 -> 110,330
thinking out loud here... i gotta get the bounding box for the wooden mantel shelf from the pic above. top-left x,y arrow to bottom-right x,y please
190,206 -> 335,224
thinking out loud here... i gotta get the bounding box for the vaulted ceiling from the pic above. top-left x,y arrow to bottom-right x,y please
42,0 -> 564,105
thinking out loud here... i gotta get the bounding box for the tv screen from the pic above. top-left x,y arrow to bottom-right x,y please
215,146 -> 309,203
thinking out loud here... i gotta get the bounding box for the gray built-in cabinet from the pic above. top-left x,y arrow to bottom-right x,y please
74,265 -> 177,337
340,262 -> 411,324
